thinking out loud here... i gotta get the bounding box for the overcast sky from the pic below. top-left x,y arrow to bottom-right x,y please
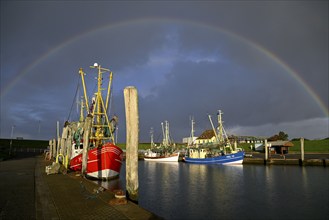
1,1 -> 328,142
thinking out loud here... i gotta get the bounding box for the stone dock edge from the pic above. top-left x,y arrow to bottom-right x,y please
36,156 -> 163,220
243,158 -> 329,166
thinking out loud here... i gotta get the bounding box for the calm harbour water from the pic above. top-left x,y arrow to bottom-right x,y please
100,161 -> 329,220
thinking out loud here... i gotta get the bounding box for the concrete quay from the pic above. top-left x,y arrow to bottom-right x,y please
243,153 -> 329,166
0,155 -> 162,220
243,157 -> 329,166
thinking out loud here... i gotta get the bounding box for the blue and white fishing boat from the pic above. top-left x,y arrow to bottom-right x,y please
183,110 -> 244,165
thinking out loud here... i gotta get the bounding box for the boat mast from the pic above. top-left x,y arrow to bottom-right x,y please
161,122 -> 165,146
189,116 -> 195,146
217,110 -> 233,153
105,71 -> 113,114
161,121 -> 171,147
166,121 -> 170,146
79,68 -> 89,113
217,110 -> 224,143
79,98 -> 85,122
92,63 -> 114,146
208,114 -> 221,144
150,127 -> 155,148
79,63 -> 115,147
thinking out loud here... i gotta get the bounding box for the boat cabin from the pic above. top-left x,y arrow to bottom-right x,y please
189,148 -> 207,158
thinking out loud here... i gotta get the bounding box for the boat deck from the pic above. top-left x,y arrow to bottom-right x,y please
0,154 -> 162,219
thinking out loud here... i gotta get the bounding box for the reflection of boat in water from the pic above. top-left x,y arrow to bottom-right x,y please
144,121 -> 179,162
183,110 -> 244,165
67,63 -> 123,179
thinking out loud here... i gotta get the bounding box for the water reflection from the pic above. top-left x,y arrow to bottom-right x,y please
142,161 -> 179,206
139,162 -> 246,219
241,165 -> 329,220
97,162 -> 328,220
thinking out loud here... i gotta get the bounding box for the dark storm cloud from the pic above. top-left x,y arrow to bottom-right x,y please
1,1 -> 328,141
218,2 -> 329,109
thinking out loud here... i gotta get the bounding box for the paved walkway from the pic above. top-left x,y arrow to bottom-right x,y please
0,157 -> 36,219
0,155 -> 162,220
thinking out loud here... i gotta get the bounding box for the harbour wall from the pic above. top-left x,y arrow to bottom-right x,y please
243,157 -> 329,166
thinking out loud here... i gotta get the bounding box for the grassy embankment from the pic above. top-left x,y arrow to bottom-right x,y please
238,139 -> 329,153
290,139 -> 329,153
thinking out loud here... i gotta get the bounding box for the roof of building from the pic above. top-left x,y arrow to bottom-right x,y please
269,141 -> 294,147
197,130 -> 215,140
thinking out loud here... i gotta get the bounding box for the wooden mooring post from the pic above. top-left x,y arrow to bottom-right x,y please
61,126 -> 68,163
52,138 -> 56,160
264,139 -> 268,165
300,137 -> 305,166
56,121 -> 60,161
124,86 -> 139,203
49,140 -> 53,159
65,126 -> 73,168
82,115 -> 92,176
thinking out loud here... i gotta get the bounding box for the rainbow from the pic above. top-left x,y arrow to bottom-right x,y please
1,18 -> 328,116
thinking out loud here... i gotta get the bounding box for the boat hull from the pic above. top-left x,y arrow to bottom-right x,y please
183,151 -> 244,164
70,143 -> 123,179
144,152 -> 180,162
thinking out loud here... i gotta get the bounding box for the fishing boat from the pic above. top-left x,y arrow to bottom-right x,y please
68,63 -> 123,179
144,150 -> 180,162
183,110 -> 244,164
70,142 -> 123,179
144,121 -> 180,162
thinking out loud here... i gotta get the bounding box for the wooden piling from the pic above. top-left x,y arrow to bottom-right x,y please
301,137 -> 304,161
61,126 -> 68,158
124,86 -> 139,203
49,140 -> 53,158
56,121 -> 60,156
82,115 -> 92,175
65,126 -> 73,168
300,137 -> 305,166
52,139 -> 56,159
264,139 -> 268,164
